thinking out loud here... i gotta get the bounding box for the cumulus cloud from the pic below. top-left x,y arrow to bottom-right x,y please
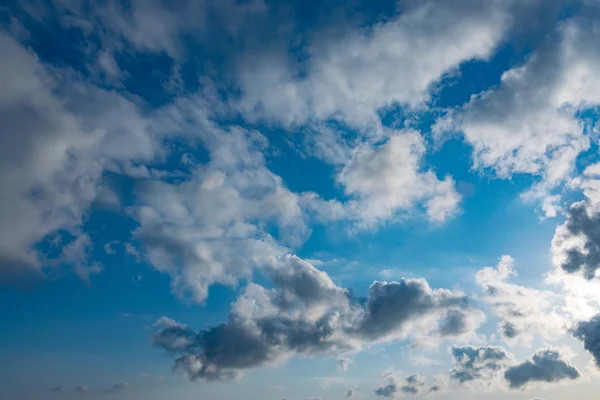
0,32 -> 161,284
448,345 -> 515,388
435,4 -> 600,209
573,314 -> 600,368
131,120 -> 311,302
337,132 -> 461,227
504,348 -> 579,389
152,256 -> 483,381
428,375 -> 449,394
442,345 -> 582,391
476,256 -> 568,343
375,371 -> 428,398
552,197 -> 600,280
237,0 -> 511,129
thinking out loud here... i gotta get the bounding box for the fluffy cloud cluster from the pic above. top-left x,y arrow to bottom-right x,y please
444,345 -> 579,392
476,256 -> 568,343
152,255 -> 483,381
552,178 -> 600,280
449,345 -> 514,388
373,345 -> 579,396
375,371 -> 426,397
338,132 -> 460,226
237,0 -> 513,129
435,3 -> 600,207
0,32 -> 161,284
132,124 -> 309,302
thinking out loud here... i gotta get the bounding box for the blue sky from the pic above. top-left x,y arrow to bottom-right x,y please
4,0 -> 600,399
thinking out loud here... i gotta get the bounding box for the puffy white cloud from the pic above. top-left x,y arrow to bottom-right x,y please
0,33 -> 160,283
338,132 -> 461,227
436,5 -> 600,207
237,0 -> 511,130
131,123 -> 311,302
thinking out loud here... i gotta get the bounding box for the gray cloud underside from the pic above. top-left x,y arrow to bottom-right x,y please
504,348 -> 579,389
573,314 -> 600,368
153,256 -> 482,381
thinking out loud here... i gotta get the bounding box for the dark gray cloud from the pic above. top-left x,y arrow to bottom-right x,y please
445,345 -> 580,391
346,388 -> 358,397
553,202 -> 600,279
75,385 -> 89,393
438,309 -> 469,336
502,321 -> 518,338
353,278 -> 474,340
375,382 -> 397,398
449,345 -> 513,385
428,376 -> 448,394
400,374 -> 426,395
375,372 -> 426,397
573,314 -> 600,368
504,348 -> 579,389
152,256 -> 482,381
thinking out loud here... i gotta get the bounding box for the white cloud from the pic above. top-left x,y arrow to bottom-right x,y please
437,7 -> 600,211
0,33 -> 160,282
131,124 -> 309,302
476,256 -> 569,344
237,0 -> 511,130
337,131 -> 461,227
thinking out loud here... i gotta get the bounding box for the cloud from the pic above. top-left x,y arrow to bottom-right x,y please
573,314 -> 600,368
237,0 -> 511,130
428,375 -> 449,394
434,5 -> 600,209
375,371 -> 426,398
75,385 -> 89,393
103,241 -> 118,255
338,357 -> 353,372
131,122 -> 310,303
503,348 -> 579,389
152,256 -> 483,381
0,32 -> 161,284
552,198 -> 600,280
337,132 -> 461,227
448,345 -> 515,388
476,256 -> 568,343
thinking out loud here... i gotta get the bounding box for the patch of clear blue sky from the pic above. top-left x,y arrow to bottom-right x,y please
0,0 -> 595,398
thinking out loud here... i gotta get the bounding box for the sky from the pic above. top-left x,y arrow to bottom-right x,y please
4,0 -> 600,399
